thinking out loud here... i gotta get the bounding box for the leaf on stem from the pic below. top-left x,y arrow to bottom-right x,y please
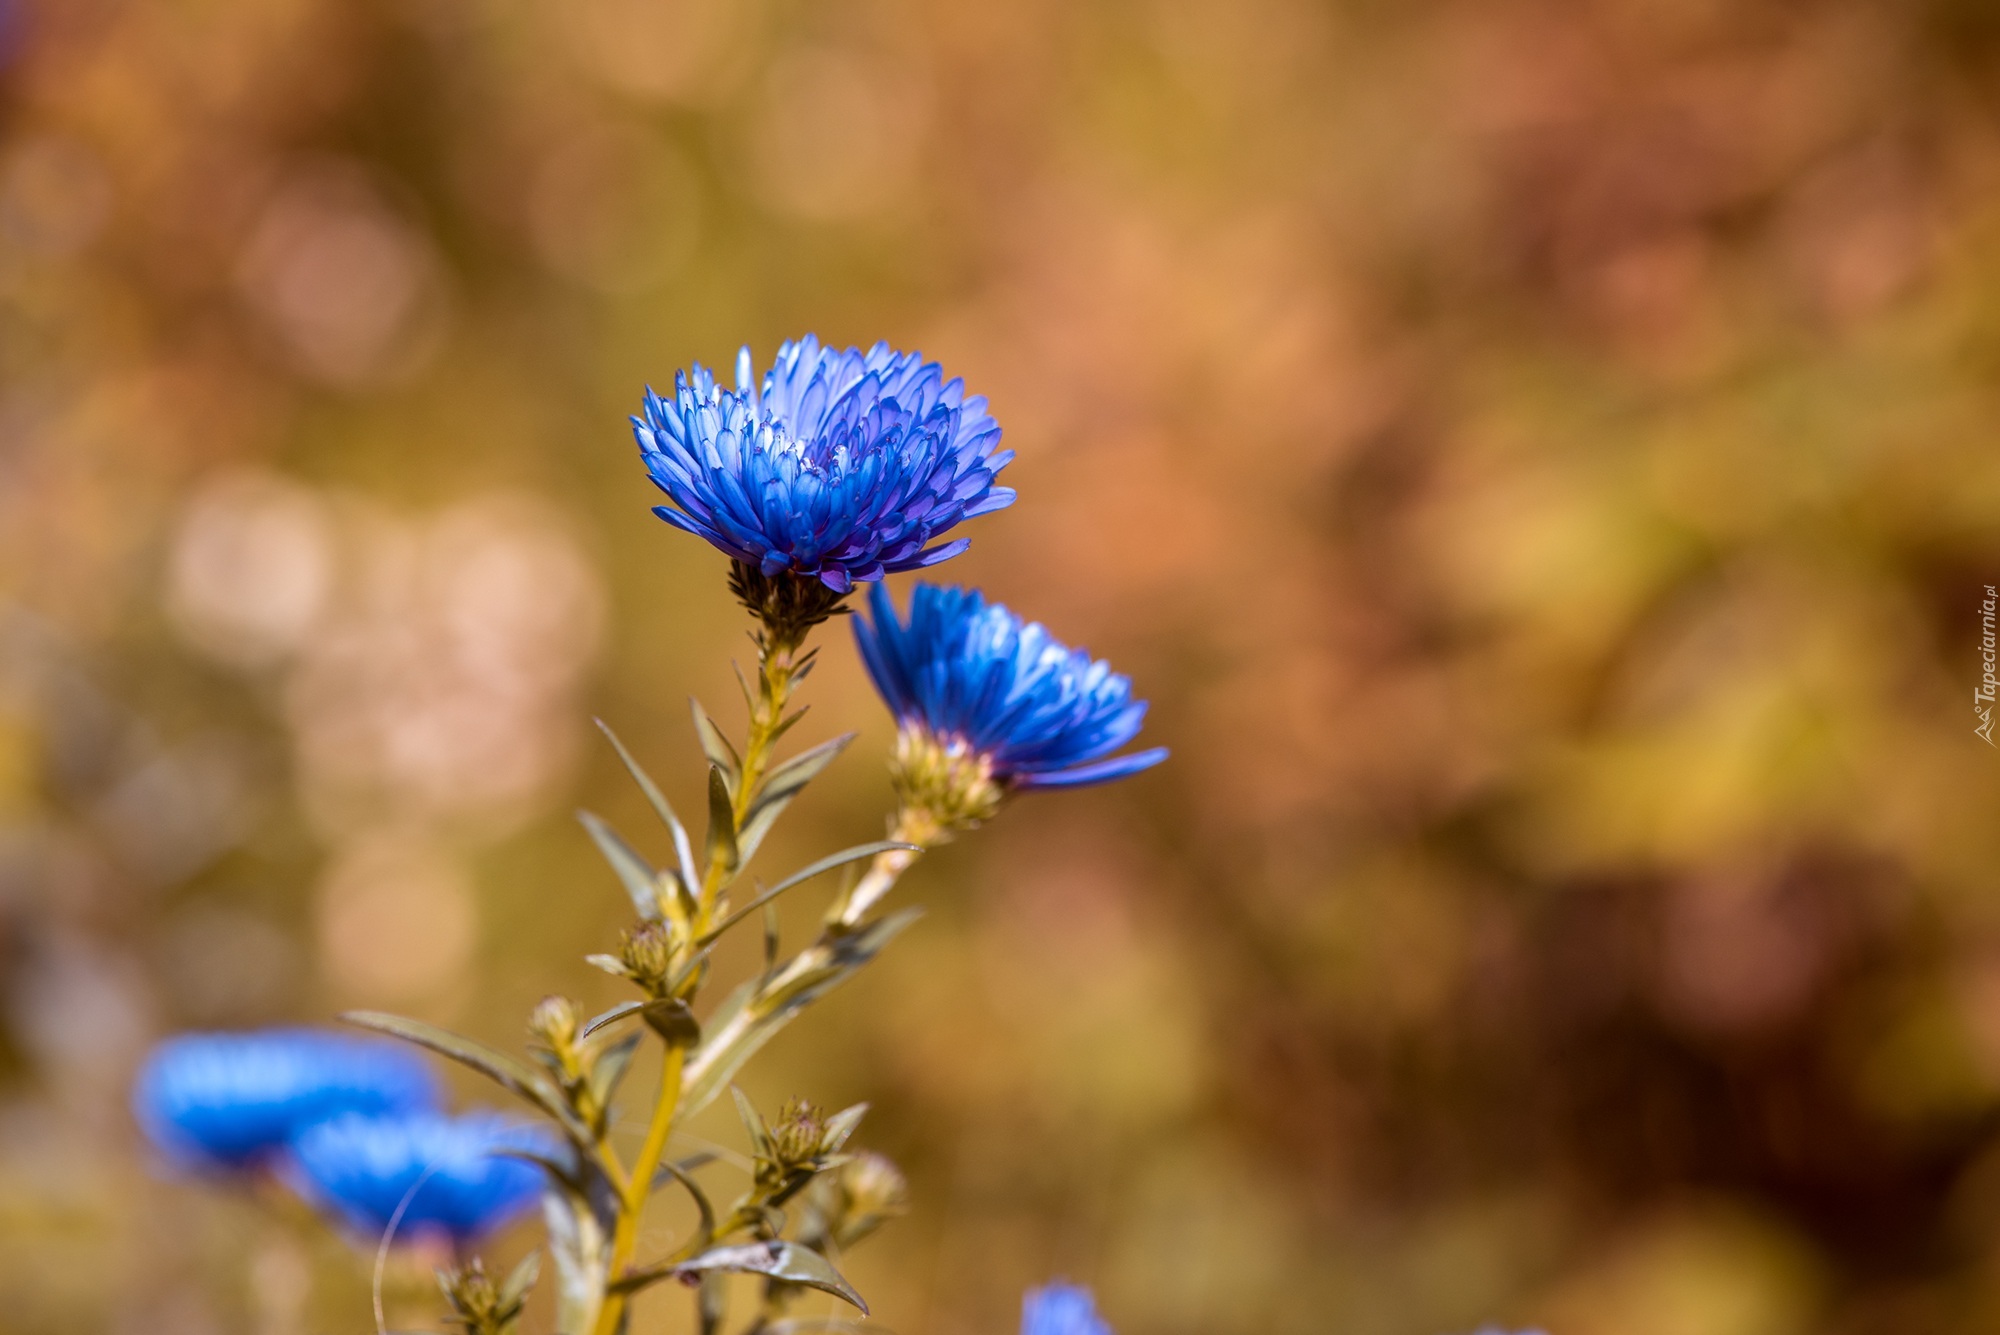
580,1000 -> 646,1039
752,734 -> 854,812
578,811 -> 668,921
691,699 -> 741,791
676,910 -> 923,1119
649,1156 -> 717,1248
732,1086 -> 775,1161
587,1031 -> 643,1111
699,842 -> 920,946
706,764 -> 739,872
820,1102 -> 868,1155
671,1242 -> 866,1313
595,720 -> 701,900
339,1011 -> 596,1151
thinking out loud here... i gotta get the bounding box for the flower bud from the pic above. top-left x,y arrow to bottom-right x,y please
802,1150 -> 909,1252
528,995 -> 578,1052
772,1097 -> 830,1167
839,1150 -> 909,1225
619,922 -> 677,994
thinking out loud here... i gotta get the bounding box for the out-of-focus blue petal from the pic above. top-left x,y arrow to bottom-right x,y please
132,1029 -> 441,1172
853,584 -> 1166,791
284,1111 -> 554,1244
1010,747 -> 1171,789
1022,1284 -> 1113,1335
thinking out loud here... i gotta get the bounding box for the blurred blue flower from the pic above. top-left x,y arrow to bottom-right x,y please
635,337 -> 1015,593
284,1111 -> 553,1243
132,1028 -> 440,1170
854,582 -> 1168,790
1022,1284 -> 1112,1335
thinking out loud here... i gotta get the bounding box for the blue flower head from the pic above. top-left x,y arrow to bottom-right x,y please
853,583 -> 1166,827
284,1111 -> 554,1244
132,1028 -> 440,1171
635,337 -> 1015,595
1022,1284 -> 1113,1335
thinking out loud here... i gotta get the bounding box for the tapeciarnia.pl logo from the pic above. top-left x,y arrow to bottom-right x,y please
1979,584 -> 1997,746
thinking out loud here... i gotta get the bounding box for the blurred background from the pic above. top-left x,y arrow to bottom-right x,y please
2,0 -> 1998,1331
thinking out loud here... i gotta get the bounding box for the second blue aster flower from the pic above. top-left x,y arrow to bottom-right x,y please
854,583 -> 1166,829
635,337 -> 1016,593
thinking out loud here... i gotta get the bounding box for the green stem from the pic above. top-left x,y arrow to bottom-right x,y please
596,612 -> 815,1332
594,1043 -> 686,1335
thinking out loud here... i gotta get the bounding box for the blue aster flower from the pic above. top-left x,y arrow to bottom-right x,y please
1022,1284 -> 1112,1335
132,1028 -> 440,1171
635,337 -> 1015,594
284,1111 -> 554,1243
853,582 -> 1167,804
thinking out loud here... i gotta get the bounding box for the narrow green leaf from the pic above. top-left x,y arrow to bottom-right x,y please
580,1000 -> 645,1040
584,954 -> 630,978
698,1273 -> 726,1335
690,699 -> 741,788
705,764 -> 739,871
732,1086 -> 774,1160
586,1031 -> 642,1112
734,798 -> 787,868
750,734 -> 855,813
672,1242 -> 866,1313
677,911 -> 922,1119
649,1157 -> 717,1247
769,704 -> 810,744
820,1102 -> 868,1154
339,1011 -> 596,1151
699,842 -> 920,946
578,811 -> 664,921
542,1190 -> 608,1335
594,720 -> 700,897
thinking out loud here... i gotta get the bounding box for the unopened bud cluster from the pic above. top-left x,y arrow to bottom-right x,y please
438,1257 -> 534,1335
619,921 -> 683,997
